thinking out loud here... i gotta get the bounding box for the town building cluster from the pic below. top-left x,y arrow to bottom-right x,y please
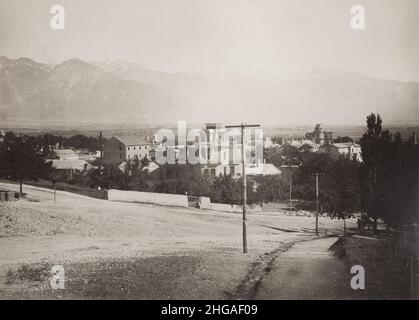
264,124 -> 362,162
43,123 -> 363,180
102,123 -> 275,178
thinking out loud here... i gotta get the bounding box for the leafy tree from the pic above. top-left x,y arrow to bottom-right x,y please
292,150 -> 362,235
271,136 -> 283,145
211,175 -> 242,205
0,132 -> 52,195
298,144 -> 314,153
360,114 -> 419,229
333,136 -> 354,143
359,113 -> 383,232
264,145 -> 301,167
321,157 -> 362,235
251,175 -> 284,204
63,134 -> 102,152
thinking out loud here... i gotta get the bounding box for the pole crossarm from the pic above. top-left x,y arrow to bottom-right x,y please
225,125 -> 260,128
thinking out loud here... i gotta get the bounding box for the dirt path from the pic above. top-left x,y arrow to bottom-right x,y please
254,237 -> 357,299
252,235 -> 414,300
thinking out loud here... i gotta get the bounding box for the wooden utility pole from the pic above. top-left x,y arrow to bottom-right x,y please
289,176 -> 292,215
225,123 -> 260,254
315,172 -> 319,235
99,131 -> 103,164
408,256 -> 416,299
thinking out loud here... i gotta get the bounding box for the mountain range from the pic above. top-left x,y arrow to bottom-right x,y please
1,56 -> 418,126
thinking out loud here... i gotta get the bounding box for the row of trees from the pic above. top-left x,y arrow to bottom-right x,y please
17,133 -> 105,155
360,114 -> 418,229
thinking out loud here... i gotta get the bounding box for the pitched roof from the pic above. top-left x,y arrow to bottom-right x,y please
54,149 -> 78,156
114,136 -> 150,146
50,159 -> 90,170
332,142 -> 359,149
142,161 -> 159,173
55,148 -> 76,154
50,149 -> 79,160
247,163 -> 281,176
261,163 -> 282,175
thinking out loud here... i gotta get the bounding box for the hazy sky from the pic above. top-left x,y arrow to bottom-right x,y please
1,0 -> 419,82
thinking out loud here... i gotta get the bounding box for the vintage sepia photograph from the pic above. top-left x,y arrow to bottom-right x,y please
0,0 -> 418,305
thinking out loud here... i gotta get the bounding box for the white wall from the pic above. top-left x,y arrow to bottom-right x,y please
107,190 -> 261,212
108,189 -> 188,207
198,197 -> 262,213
